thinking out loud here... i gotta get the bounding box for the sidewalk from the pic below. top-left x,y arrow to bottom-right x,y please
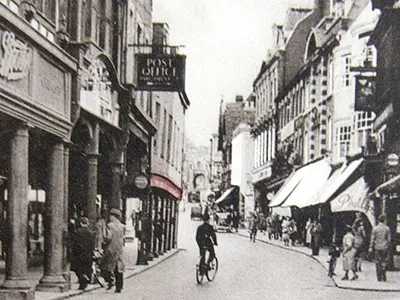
237,229 -> 400,292
0,239 -> 180,300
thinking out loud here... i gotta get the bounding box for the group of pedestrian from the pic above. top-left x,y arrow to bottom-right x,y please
327,213 -> 391,283
69,208 -> 125,293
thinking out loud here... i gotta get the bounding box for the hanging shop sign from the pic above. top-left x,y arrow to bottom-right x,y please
80,58 -> 120,127
135,54 -> 186,92
150,174 -> 182,199
355,76 -> 375,112
387,153 -> 399,166
134,174 -> 149,190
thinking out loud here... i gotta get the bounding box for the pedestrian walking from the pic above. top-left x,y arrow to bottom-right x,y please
281,217 -> 290,247
232,210 -> 240,233
305,218 -> 312,247
310,219 -> 322,255
327,243 -> 341,277
70,217 -> 96,290
248,211 -> 259,242
341,226 -> 357,281
289,218 -> 298,246
258,212 -> 267,235
100,208 -> 125,293
369,214 -> 391,282
352,219 -> 366,272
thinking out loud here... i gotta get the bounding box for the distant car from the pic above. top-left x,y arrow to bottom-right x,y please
214,212 -> 232,232
190,205 -> 203,220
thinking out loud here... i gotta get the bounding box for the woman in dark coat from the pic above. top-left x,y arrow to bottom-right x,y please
70,217 -> 95,290
310,220 -> 322,256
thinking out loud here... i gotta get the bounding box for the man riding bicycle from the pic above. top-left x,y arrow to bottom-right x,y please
196,213 -> 218,270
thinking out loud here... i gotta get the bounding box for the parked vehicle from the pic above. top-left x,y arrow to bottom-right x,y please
214,212 -> 232,232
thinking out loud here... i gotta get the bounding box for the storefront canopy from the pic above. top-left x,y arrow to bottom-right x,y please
268,158 -> 331,208
280,158 -> 332,208
215,186 -> 236,205
374,174 -> 400,195
330,177 -> 375,226
300,158 -> 364,208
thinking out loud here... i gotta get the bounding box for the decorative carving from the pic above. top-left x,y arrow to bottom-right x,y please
0,31 -> 32,81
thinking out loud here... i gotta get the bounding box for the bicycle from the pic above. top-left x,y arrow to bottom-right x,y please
91,249 -> 106,287
196,246 -> 218,284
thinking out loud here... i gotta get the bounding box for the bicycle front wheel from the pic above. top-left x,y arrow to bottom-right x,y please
206,257 -> 218,282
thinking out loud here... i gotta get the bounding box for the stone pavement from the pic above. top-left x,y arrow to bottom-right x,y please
237,229 -> 400,292
0,237 -> 180,300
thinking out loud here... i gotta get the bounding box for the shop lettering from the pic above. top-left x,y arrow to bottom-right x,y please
335,193 -> 373,214
0,31 -> 32,81
140,58 -> 177,78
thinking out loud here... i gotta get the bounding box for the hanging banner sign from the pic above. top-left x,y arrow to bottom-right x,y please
135,54 -> 186,91
355,76 -> 375,112
330,177 -> 375,226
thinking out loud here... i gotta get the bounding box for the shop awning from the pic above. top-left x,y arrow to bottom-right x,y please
280,158 -> 332,208
303,158 -> 364,208
215,187 -> 236,205
268,158 -> 331,208
374,174 -> 400,195
330,177 -> 375,226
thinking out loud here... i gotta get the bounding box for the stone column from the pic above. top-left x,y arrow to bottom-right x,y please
0,124 -> 34,300
167,200 -> 173,251
159,197 -> 164,256
109,163 -> 122,210
164,199 -> 170,252
162,198 -> 168,253
87,123 -> 99,226
147,195 -> 153,261
153,195 -> 159,258
37,140 -> 68,292
62,145 -> 71,289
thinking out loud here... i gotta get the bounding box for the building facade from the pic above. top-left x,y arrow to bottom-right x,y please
0,1 -> 188,298
146,22 -> 189,260
217,94 -> 256,192
231,123 -> 255,219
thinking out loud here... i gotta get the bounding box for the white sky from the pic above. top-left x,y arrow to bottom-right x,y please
152,0 -> 290,146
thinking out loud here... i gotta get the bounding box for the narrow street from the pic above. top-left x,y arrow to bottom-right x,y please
69,207 -> 400,300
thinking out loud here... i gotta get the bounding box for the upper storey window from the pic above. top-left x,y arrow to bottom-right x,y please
35,0 -> 56,23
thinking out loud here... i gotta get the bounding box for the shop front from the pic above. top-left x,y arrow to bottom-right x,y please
0,14 -> 78,298
149,174 -> 182,258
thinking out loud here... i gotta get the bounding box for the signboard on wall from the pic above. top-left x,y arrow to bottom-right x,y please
355,76 -> 375,111
135,54 -> 186,91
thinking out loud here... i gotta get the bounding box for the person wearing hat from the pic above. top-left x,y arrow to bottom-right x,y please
100,208 -> 125,293
369,214 -> 391,282
196,213 -> 218,272
70,217 -> 96,290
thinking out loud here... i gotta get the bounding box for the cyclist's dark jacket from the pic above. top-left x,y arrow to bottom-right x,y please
196,223 -> 217,247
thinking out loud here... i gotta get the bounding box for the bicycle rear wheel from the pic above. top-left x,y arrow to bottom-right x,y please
206,257 -> 218,281
196,263 -> 204,284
